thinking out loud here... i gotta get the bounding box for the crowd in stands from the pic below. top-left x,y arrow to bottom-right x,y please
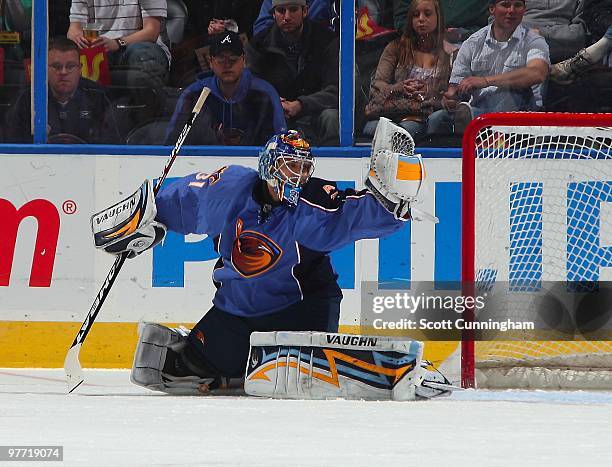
247,0 -> 340,146
425,0 -> 550,136
165,31 -> 286,146
0,0 -> 611,146
6,37 -> 121,144
363,0 -> 456,140
358,0 -> 612,144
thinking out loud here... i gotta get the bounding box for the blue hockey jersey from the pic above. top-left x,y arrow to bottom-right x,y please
155,165 -> 405,317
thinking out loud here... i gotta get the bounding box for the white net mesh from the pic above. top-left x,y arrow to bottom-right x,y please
469,117 -> 612,389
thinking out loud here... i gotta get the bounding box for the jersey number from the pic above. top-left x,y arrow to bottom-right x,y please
188,166 -> 228,188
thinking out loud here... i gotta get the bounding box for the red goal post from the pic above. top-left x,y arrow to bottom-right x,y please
461,112 -> 612,389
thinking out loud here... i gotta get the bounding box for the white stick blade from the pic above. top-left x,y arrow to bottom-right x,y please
64,344 -> 84,393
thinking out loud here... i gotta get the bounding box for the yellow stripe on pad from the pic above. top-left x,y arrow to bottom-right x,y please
105,210 -> 141,239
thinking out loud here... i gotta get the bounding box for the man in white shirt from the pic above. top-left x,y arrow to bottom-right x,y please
427,0 -> 550,134
67,0 -> 170,88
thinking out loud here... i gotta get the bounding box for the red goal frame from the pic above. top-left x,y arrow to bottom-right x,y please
460,112 -> 612,388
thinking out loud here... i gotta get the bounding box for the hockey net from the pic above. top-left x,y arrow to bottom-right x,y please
462,112 -> 612,389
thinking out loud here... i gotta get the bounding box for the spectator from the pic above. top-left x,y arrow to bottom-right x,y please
427,0 -> 549,135
6,37 -> 120,144
553,0 -> 612,82
546,24 -> 612,112
165,31 -> 286,146
246,0 -> 340,146
551,21 -> 612,84
522,0 -> 586,63
363,0 -> 456,142
67,0 -> 170,88
254,0 -> 334,36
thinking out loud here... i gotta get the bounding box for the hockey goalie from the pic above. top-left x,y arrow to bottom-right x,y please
91,120 -> 455,400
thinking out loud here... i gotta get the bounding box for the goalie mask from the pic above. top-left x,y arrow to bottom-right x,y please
258,130 -> 315,207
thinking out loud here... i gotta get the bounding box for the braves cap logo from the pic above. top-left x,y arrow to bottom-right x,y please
221,34 -> 232,44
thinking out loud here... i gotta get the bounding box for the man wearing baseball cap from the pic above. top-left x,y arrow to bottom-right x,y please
253,0 -> 333,36
209,29 -> 246,57
165,31 -> 286,146
427,0 -> 550,134
246,0 -> 339,146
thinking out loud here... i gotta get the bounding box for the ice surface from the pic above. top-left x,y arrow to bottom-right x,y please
1,369 -> 611,466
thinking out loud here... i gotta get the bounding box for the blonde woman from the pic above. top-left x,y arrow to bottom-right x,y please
363,0 -> 456,141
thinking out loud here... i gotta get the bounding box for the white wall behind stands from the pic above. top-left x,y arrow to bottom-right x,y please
0,153 -> 462,370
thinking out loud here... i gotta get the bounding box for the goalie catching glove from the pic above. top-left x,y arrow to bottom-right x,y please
91,179 -> 166,258
365,117 -> 438,222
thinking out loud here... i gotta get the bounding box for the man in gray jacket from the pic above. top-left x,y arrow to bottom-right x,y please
523,0 -> 586,63
246,0 -> 339,146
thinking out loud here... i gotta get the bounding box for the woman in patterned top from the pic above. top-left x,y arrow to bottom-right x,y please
363,0 -> 457,142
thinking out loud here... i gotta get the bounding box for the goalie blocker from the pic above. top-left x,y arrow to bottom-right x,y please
91,180 -> 167,258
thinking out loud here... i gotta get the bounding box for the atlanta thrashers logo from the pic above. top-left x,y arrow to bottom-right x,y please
231,218 -> 282,277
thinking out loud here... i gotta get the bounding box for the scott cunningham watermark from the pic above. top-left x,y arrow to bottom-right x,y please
360,282 -> 542,340
369,290 -> 534,332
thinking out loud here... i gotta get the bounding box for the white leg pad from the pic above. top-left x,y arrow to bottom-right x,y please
245,331 -> 424,401
131,322 -> 215,395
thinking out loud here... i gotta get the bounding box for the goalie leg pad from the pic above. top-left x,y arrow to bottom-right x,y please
131,322 -> 216,395
245,332 -> 424,401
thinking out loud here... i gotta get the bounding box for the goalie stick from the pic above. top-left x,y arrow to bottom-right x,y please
64,87 -> 211,393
